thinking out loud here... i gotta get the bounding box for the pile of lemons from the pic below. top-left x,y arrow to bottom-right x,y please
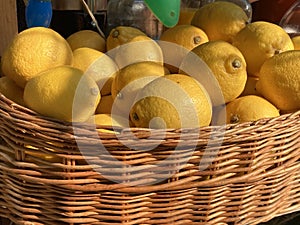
0,1 -> 299,129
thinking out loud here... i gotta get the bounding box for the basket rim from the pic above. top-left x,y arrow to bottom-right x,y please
0,92 -> 299,133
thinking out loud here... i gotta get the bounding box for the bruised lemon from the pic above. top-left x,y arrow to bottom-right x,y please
24,66 -> 100,122
130,74 -> 212,129
223,95 -> 280,124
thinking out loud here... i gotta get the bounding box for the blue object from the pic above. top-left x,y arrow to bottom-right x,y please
25,0 -> 53,28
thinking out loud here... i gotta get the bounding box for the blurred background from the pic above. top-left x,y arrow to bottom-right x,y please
16,0 -> 298,37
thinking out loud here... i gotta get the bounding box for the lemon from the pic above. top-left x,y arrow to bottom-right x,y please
66,30 -> 106,52
100,75 -> 115,96
25,145 -> 61,163
86,113 -> 130,134
86,113 -> 128,127
114,35 -> 164,68
25,151 -> 62,163
232,21 -> 294,77
256,50 -> 300,112
1,27 -> 73,88
111,61 -> 166,114
239,76 -> 261,97
0,76 -> 26,106
159,25 -> 208,73
178,8 -> 197,25
72,47 -> 119,96
130,74 -> 212,129
72,47 -> 104,72
223,95 -> 280,124
24,66 -> 100,122
191,1 -> 248,43
159,24 -> 209,51
292,36 -> 300,50
180,40 -> 247,104
106,26 -> 147,51
96,94 -> 113,114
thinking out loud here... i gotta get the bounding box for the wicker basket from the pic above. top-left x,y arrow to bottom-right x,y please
0,93 -> 299,225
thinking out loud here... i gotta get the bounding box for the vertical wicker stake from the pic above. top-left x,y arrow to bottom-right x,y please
80,0 -> 105,38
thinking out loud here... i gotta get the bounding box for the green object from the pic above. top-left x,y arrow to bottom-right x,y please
144,0 -> 180,27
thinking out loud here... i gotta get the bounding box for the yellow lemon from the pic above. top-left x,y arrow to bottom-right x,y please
111,61 -> 166,114
159,24 -> 208,73
223,95 -> 280,124
100,75 -> 115,96
86,113 -> 133,133
96,94 -> 113,114
1,27 -> 73,88
178,8 -> 198,25
114,35 -> 164,68
106,26 -> 147,51
239,76 -> 261,97
292,35 -> 300,50
130,74 -> 212,129
66,30 -> 106,52
191,1 -> 248,43
72,47 -> 104,72
0,76 -> 26,106
24,66 -> 100,122
180,40 -> 247,104
25,151 -> 62,163
232,21 -> 294,77
72,47 -> 119,96
159,24 -> 209,51
25,145 -> 61,163
86,113 -> 128,127
256,50 -> 300,112
159,24 -> 209,74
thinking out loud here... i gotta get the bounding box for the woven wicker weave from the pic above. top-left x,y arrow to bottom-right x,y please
0,93 -> 299,225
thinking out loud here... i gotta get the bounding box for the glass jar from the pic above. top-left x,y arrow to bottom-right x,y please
279,0 -> 300,37
252,0 -> 296,24
106,0 -> 164,39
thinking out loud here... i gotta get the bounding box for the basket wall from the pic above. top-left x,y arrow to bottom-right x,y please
0,94 -> 299,225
